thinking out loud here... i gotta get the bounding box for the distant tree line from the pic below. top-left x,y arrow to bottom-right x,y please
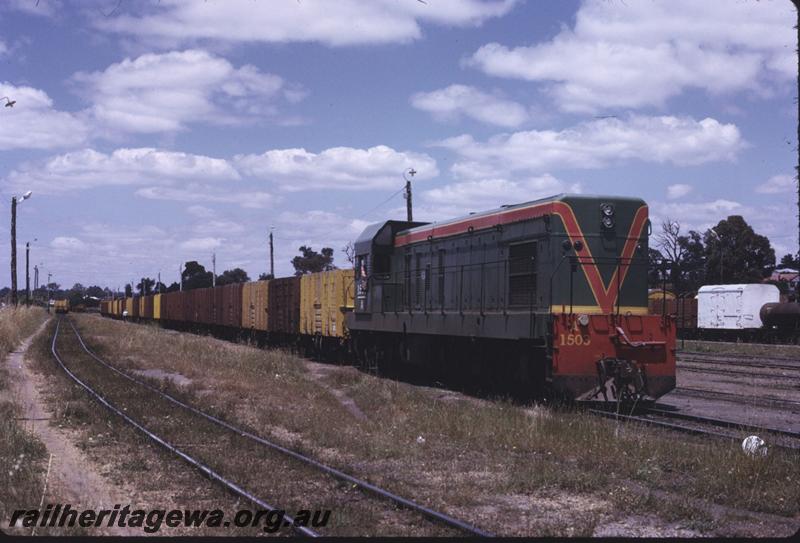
126,245 -> 339,294
648,215 -> 787,294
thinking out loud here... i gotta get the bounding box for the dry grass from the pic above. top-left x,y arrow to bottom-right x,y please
0,306 -> 49,527
68,314 -> 799,536
680,339 -> 800,359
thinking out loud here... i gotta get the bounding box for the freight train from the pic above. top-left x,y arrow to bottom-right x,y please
650,283 -> 800,343
101,194 -> 676,403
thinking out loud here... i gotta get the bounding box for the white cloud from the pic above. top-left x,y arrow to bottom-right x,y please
756,174 -> 794,194
467,0 -> 793,112
410,84 -> 528,127
0,82 -> 89,149
437,115 -> 744,179
651,199 -> 746,232
192,219 -> 245,235
73,49 -> 299,133
135,185 -> 274,209
50,236 -> 87,251
666,183 -> 692,200
186,205 -> 216,219
180,237 -> 223,251
98,0 -> 517,47
4,147 -> 239,193
421,174 -> 579,220
235,145 -> 438,191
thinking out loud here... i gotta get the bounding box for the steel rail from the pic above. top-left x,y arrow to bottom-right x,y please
678,356 -> 800,372
588,409 -> 800,453
67,319 -> 493,538
678,350 -> 800,366
51,318 -> 319,537
644,407 -> 800,440
672,387 -> 800,411
677,364 -> 800,382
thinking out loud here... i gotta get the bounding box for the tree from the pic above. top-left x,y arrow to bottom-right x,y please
258,273 -> 274,281
137,277 -> 156,295
216,268 -> 250,286
151,281 -> 167,293
124,283 -> 133,297
291,246 -> 336,276
655,218 -> 685,290
677,230 -> 705,292
86,285 -> 105,299
342,241 -> 356,265
165,282 -> 181,292
182,261 -> 213,290
647,248 -> 666,289
779,253 -> 800,269
704,216 -> 775,284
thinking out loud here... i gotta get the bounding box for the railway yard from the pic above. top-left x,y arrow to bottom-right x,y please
1,310 -> 798,537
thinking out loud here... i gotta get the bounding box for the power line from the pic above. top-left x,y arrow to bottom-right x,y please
356,185 -> 406,221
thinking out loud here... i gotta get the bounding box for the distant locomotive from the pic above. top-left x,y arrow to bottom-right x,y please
54,299 -> 70,314
101,193 -> 676,403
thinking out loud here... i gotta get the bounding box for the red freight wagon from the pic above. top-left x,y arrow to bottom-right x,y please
268,277 -> 301,335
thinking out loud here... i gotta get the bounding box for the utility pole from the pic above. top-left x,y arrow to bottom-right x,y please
46,272 -> 52,313
794,0 -> 800,295
157,271 -> 161,293
10,197 -> 16,305
212,252 -> 216,287
25,241 -> 30,305
10,191 -> 32,306
34,265 -> 38,291
269,227 -> 274,279
404,168 -> 416,222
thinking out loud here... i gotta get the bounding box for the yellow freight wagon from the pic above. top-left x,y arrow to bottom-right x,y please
125,297 -> 133,316
139,296 -> 146,317
300,269 -> 355,338
242,281 -> 269,331
153,293 -> 162,320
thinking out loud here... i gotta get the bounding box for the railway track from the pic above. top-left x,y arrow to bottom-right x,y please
677,364 -> 800,388
53,317 -> 491,537
589,408 -> 800,453
671,386 -> 800,412
678,352 -> 800,372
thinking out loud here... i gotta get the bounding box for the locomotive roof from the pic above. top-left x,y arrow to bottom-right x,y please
395,193 -> 645,242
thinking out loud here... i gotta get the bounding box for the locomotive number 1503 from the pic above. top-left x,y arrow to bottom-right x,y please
559,333 -> 591,346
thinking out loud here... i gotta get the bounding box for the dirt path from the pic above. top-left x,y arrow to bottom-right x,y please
5,319 -> 137,535
304,361 -> 369,422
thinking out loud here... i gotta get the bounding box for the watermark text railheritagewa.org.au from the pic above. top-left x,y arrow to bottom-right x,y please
9,504 -> 331,533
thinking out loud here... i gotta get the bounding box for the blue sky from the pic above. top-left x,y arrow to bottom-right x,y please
0,0 -> 796,289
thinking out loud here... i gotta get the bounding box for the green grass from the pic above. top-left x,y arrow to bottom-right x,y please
67,314 -> 800,536
0,306 -> 49,532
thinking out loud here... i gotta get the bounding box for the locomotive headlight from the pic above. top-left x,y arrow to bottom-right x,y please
601,215 -> 615,229
577,314 -> 590,327
601,203 -> 615,217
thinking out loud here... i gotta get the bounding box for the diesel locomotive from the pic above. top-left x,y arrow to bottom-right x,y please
102,193 -> 676,403
348,194 -> 675,401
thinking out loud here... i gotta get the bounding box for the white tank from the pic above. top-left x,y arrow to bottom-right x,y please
696,284 -> 780,330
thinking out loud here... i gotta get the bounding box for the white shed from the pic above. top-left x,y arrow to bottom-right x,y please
696,284 -> 780,330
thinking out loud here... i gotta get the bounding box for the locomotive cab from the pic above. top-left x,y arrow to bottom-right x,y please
352,220 -> 428,315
